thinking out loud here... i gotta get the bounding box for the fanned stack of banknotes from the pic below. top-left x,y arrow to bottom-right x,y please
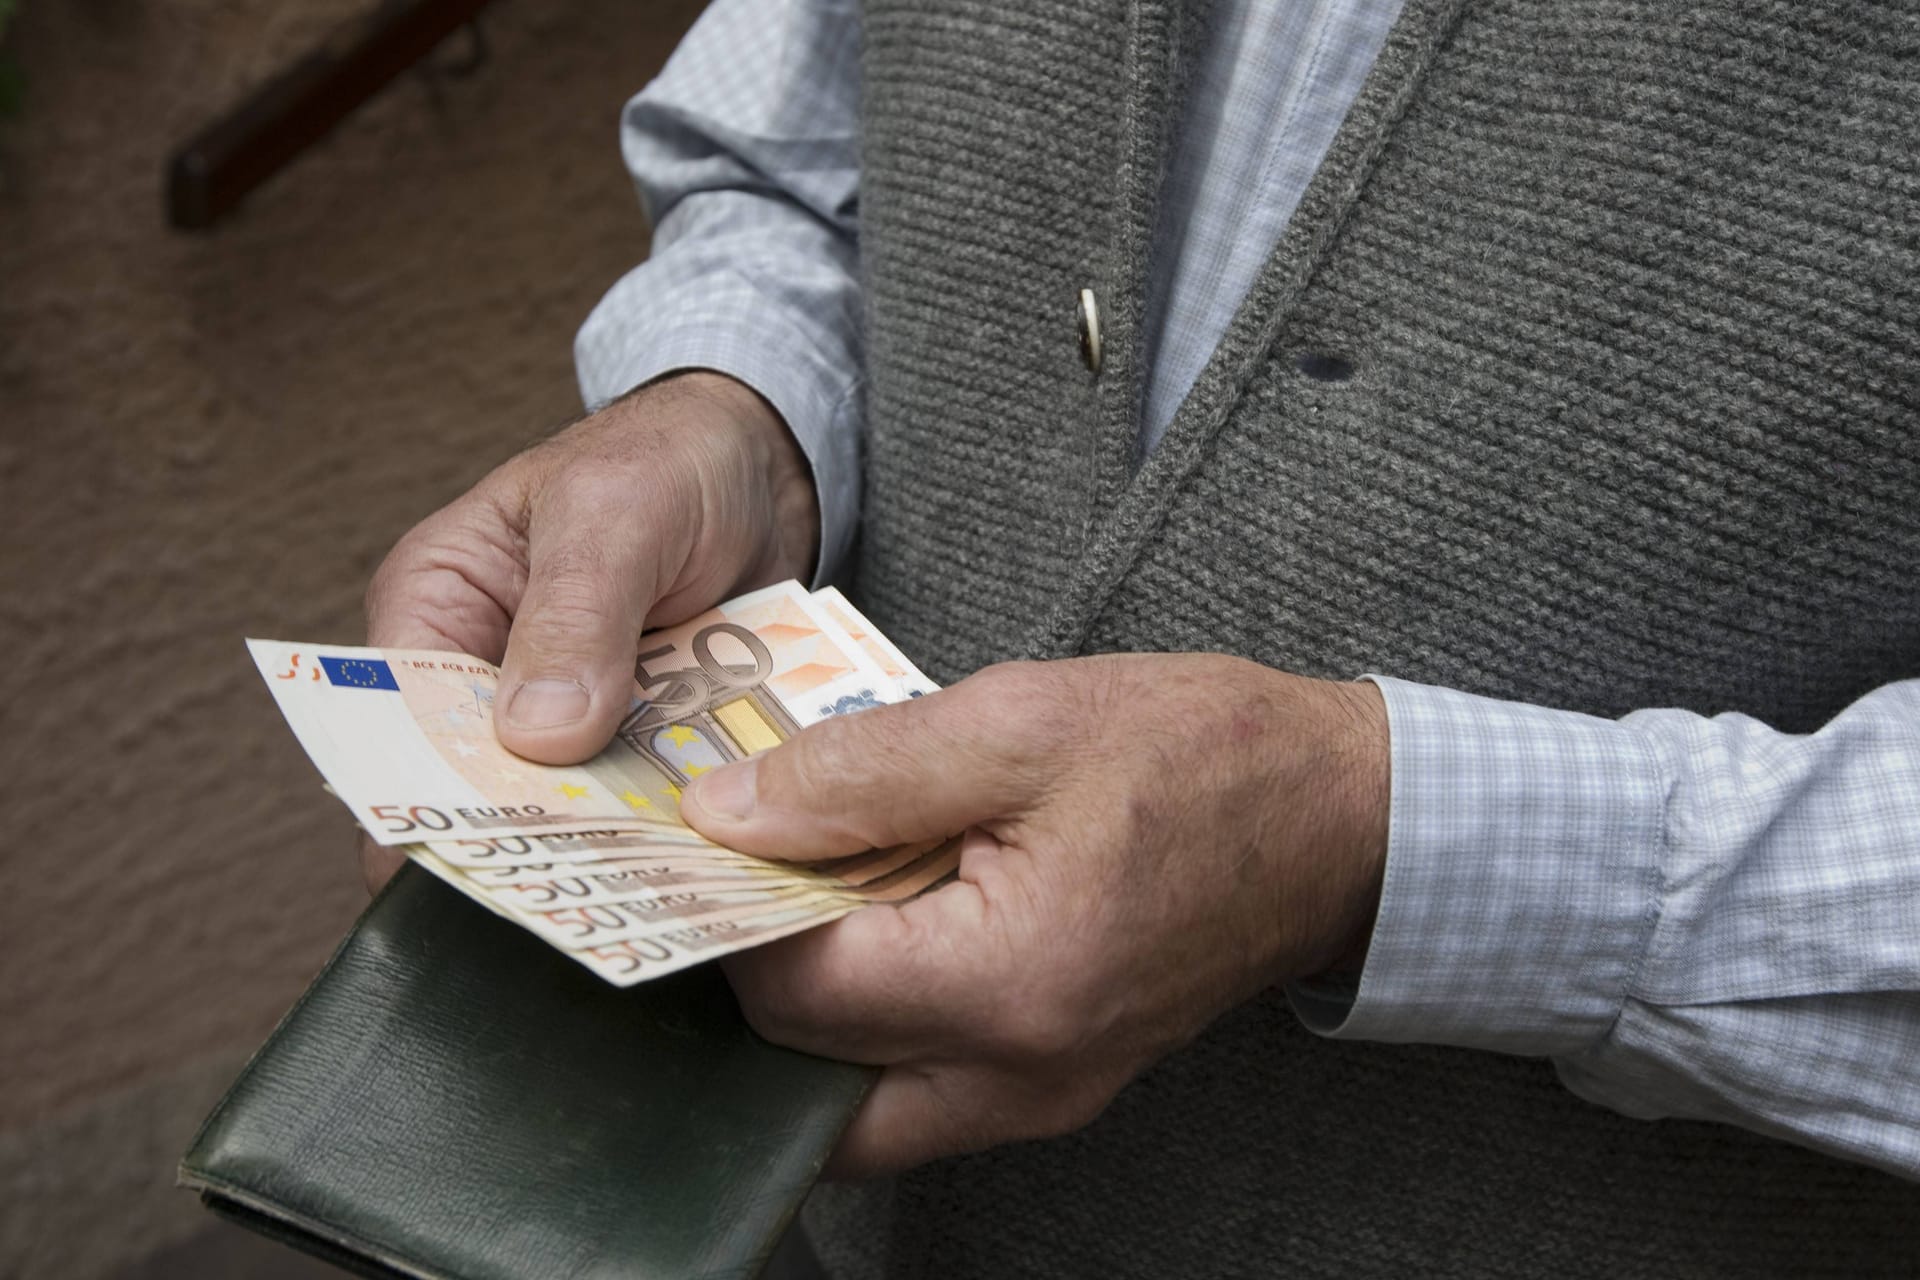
249,582 -> 957,986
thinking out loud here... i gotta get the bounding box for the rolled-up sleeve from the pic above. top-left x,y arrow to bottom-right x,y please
1293,676 -> 1920,1180
576,0 -> 864,582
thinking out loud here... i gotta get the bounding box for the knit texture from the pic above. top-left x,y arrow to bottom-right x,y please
834,0 -> 1920,1273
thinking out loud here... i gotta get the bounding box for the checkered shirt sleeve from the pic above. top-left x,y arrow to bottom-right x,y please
1294,677 -> 1920,1179
574,0 -> 865,583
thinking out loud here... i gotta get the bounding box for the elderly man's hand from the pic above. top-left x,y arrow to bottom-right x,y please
680,655 -> 1390,1177
357,371 -> 817,893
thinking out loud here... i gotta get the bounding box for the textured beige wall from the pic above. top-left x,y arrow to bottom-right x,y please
0,0 -> 702,1272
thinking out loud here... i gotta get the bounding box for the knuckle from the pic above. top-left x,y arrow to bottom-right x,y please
729,947 -> 842,1043
725,959 -> 809,1044
734,986 -> 806,1047
538,418 -> 702,515
364,493 -> 518,625
960,660 -> 1035,710
797,712 -> 870,782
531,521 -> 618,585
764,716 -> 908,845
939,1071 -> 1109,1154
761,728 -> 845,813
513,607 -> 619,672
527,471 -> 685,594
960,660 -> 1072,752
364,520 -> 439,613
519,546 -> 624,635
1025,1080 -> 1112,1140
543,465 -> 646,521
986,985 -> 1084,1063
524,577 -> 614,634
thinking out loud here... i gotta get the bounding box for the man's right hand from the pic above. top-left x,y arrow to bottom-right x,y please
357,370 -> 820,893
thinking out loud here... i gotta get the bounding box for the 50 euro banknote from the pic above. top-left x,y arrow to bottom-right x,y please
250,581 -> 896,846
403,844 -> 869,985
427,831 -> 950,899
406,832 -> 961,985
814,585 -> 938,697
253,581 -> 965,983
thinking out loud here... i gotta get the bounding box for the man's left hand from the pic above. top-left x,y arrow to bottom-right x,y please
680,654 -> 1390,1177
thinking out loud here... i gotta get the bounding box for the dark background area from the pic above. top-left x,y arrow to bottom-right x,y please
0,2 -> 704,1273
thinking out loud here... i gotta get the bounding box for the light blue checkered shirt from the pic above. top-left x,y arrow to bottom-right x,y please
575,0 -> 1920,1179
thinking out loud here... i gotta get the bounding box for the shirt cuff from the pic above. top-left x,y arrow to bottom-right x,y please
574,268 -> 860,587
1290,677 -> 1670,1056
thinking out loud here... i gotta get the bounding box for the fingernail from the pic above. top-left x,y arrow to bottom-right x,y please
689,759 -> 757,821
505,678 -> 591,729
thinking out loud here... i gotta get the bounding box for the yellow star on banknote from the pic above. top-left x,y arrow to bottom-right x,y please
558,783 -> 591,799
664,783 -> 682,801
684,763 -> 711,778
621,790 -> 652,810
663,724 -> 700,748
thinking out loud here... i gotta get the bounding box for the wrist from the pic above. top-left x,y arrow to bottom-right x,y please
1321,679 -> 1390,974
744,390 -> 824,585
1249,669 -> 1388,979
625,369 -> 822,586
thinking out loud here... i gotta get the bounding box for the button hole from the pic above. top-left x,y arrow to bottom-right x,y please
1295,351 -> 1354,383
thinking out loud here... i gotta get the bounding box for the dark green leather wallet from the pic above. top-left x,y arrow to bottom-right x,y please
178,864 -> 871,1279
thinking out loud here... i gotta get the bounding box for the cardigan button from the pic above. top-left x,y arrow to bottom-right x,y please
1077,288 -> 1103,375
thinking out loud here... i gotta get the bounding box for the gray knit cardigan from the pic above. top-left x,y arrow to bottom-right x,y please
810,0 -> 1920,1273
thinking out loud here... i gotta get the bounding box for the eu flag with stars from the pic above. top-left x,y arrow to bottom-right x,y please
320,655 -> 400,692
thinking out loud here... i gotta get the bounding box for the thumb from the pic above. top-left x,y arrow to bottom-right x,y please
681,671 -> 1053,859
495,478 -> 681,764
